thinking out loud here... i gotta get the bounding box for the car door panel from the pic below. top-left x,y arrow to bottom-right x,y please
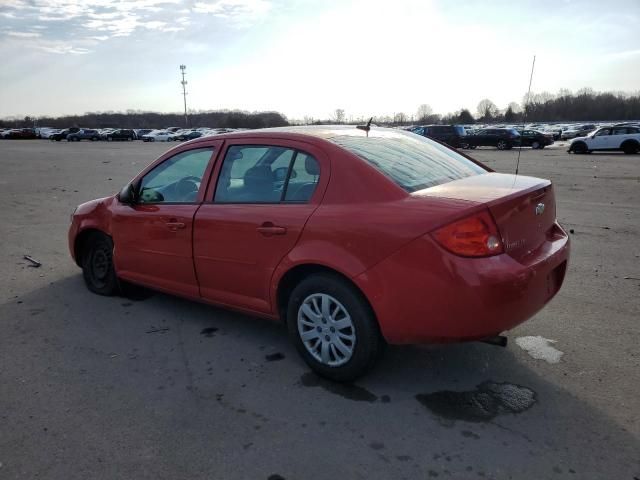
112,204 -> 201,297
194,203 -> 317,312
194,139 -> 329,314
111,142 -> 222,297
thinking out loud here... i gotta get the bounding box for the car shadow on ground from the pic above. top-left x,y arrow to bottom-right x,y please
2,275 -> 639,479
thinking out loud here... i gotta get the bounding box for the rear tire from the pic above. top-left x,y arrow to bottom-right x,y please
622,141 -> 639,154
532,141 -> 540,149
497,140 -> 507,150
287,273 -> 383,382
81,232 -> 118,296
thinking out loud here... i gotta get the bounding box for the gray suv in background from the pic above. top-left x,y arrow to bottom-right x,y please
66,129 -> 101,141
409,125 -> 468,148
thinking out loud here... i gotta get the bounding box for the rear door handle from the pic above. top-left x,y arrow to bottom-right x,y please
257,222 -> 287,236
166,220 -> 186,230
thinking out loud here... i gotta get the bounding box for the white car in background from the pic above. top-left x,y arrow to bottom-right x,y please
141,130 -> 173,142
568,125 -> 640,154
37,127 -> 61,139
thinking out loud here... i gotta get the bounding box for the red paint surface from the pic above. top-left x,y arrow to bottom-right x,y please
69,128 -> 570,344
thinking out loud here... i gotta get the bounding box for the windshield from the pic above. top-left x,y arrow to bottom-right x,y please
329,130 -> 486,192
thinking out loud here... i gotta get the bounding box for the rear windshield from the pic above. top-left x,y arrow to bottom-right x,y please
329,130 -> 486,192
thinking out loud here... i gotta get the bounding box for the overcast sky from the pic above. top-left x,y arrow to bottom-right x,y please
1,0 -> 639,121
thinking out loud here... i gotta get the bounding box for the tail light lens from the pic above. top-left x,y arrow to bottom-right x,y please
431,210 -> 504,257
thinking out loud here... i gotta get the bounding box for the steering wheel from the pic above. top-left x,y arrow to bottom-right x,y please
175,176 -> 201,201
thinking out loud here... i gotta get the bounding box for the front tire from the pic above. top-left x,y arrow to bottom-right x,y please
532,141 -> 540,149
81,232 -> 118,296
287,273 -> 383,382
497,140 -> 507,150
572,142 -> 587,154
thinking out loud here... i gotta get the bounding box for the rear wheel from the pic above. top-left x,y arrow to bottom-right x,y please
532,141 -> 540,149
287,273 -> 383,382
497,140 -> 507,150
81,232 -> 118,296
622,141 -> 639,154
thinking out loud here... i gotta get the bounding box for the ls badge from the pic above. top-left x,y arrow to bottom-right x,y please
535,203 -> 545,216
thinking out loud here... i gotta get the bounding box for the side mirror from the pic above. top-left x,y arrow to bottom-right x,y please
118,183 -> 137,205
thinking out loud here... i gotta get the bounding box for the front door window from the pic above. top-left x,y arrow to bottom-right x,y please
138,148 -> 214,203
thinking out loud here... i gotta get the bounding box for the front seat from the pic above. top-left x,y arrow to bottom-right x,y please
235,165 -> 277,202
286,156 -> 319,201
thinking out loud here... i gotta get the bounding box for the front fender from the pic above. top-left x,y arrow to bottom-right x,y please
68,196 -> 116,263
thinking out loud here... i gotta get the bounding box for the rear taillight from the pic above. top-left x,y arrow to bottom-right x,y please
431,210 -> 504,257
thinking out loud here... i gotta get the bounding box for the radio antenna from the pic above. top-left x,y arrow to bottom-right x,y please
515,55 -> 536,176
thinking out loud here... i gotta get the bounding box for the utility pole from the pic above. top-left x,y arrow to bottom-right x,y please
180,64 -> 188,127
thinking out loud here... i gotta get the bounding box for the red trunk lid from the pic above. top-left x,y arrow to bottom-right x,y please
415,172 -> 556,260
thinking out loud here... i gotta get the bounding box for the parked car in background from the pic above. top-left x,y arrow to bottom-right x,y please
516,129 -> 554,149
135,129 -> 153,139
2,128 -> 38,139
464,128 -> 521,150
410,125 -> 467,148
105,129 -> 136,141
38,128 -> 62,139
568,126 -> 640,154
171,130 -> 203,141
69,125 -> 569,381
561,124 -> 597,140
67,129 -> 101,141
141,130 -> 173,142
50,128 -> 79,141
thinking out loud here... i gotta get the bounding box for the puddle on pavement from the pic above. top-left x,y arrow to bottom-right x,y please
265,352 -> 285,362
200,327 -> 219,337
121,285 -> 155,301
416,381 -> 536,422
515,336 -> 564,364
300,372 -> 378,402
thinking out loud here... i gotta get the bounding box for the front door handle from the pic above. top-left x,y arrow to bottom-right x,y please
166,220 -> 186,230
257,222 -> 287,236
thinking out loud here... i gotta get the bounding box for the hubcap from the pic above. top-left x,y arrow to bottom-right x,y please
90,245 -> 111,287
297,293 -> 356,367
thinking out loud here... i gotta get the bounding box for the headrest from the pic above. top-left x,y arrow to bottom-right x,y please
305,156 -> 319,176
244,165 -> 273,190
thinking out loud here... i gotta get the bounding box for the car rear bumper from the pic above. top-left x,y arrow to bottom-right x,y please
355,222 -> 570,344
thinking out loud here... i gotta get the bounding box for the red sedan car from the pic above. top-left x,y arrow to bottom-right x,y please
69,126 -> 569,381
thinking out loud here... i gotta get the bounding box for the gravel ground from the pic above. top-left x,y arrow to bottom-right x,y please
0,139 -> 638,480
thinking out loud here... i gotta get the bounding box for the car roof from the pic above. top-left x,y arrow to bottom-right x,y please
184,125 -> 413,147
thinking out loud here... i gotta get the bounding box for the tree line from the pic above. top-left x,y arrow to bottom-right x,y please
2,89 -> 639,130
0,109 -> 289,130
342,89 -> 640,126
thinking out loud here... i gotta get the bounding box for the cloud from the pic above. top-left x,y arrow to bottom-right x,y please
6,31 -> 42,38
192,0 -> 271,19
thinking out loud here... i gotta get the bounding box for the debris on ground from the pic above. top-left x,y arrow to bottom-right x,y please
146,327 -> 170,334
23,255 -> 41,268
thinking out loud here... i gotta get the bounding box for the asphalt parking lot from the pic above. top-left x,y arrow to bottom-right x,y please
1,139 -> 638,480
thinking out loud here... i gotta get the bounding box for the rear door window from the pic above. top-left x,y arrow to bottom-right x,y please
214,146 -> 320,203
